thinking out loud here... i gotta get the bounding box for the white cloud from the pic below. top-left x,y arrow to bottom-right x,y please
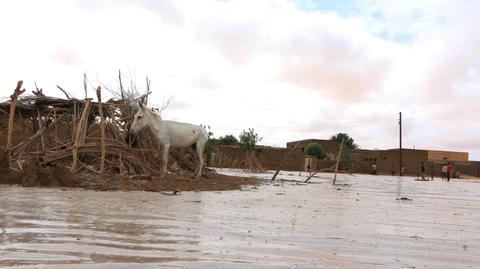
0,0 -> 478,160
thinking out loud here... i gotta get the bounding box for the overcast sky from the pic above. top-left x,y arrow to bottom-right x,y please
0,0 -> 479,160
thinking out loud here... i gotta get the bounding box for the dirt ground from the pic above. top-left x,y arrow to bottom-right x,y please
78,172 -> 260,192
0,155 -> 259,192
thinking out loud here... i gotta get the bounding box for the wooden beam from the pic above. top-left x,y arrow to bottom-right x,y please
6,81 -> 25,159
70,99 -> 91,172
96,86 -> 106,176
333,138 -> 345,185
271,143 -> 299,181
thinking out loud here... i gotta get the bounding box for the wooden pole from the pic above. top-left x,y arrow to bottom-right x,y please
305,165 -> 336,183
11,114 -> 66,157
71,99 -> 91,172
6,81 -> 25,158
332,138 -> 345,185
145,76 -> 151,105
53,108 -> 57,147
271,143 -> 299,181
118,70 -> 125,100
37,109 -> 45,152
72,101 -> 77,142
96,86 -> 106,176
399,112 -> 403,176
83,73 -> 88,100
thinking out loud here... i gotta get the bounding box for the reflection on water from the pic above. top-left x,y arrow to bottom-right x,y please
1,170 -> 480,268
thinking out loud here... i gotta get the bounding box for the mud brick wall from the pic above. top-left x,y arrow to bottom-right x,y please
212,145 -> 305,171
353,149 -> 429,176
427,150 -> 468,161
287,139 -> 340,159
256,147 -> 304,171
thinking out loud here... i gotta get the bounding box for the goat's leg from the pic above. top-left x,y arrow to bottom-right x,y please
194,142 -> 205,179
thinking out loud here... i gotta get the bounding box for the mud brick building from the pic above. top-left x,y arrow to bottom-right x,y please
209,143 -> 336,171
209,138 -> 480,177
286,139 -> 340,160
354,148 -> 477,177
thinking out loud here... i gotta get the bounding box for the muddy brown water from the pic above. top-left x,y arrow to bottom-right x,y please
1,169 -> 479,268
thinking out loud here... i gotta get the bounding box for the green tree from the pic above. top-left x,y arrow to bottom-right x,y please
218,134 -> 239,145
239,128 -> 262,150
340,148 -> 357,171
304,143 -> 325,159
330,133 -> 358,171
330,133 -> 359,150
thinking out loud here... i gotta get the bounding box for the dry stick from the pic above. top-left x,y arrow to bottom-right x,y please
271,142 -> 299,181
305,165 -> 336,183
108,105 -> 123,143
56,85 -> 70,99
6,81 -> 25,160
53,108 -> 57,147
11,114 -> 66,156
37,109 -> 45,152
83,73 -> 88,100
96,86 -> 106,177
78,160 -> 99,174
332,138 -> 345,185
119,70 -> 125,100
47,144 -> 157,175
72,101 -> 77,142
70,99 -> 91,172
119,152 -> 124,174
145,76 -> 151,105
17,110 -> 25,140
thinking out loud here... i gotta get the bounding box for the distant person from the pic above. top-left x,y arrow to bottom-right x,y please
391,165 -> 396,176
420,161 -> 426,180
430,164 -> 435,180
442,164 -> 448,180
447,162 -> 453,181
372,163 -> 377,175
401,164 -> 405,176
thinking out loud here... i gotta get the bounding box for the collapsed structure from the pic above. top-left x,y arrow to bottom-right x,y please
0,79 -> 256,191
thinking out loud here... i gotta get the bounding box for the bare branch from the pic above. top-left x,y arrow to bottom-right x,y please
158,95 -> 172,113
56,85 -> 71,99
83,73 -> 88,99
33,81 -> 44,96
119,69 -> 125,100
144,76 -> 152,105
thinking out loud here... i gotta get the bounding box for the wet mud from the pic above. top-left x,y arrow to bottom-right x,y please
1,169 -> 480,268
0,154 -> 258,192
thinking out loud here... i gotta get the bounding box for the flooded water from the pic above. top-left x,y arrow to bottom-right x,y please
1,169 -> 479,268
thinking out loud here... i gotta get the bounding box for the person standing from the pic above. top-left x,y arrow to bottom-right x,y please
391,165 -> 396,176
446,162 -> 453,181
372,163 -> 377,175
442,163 -> 448,180
401,164 -> 405,176
420,161 -> 426,180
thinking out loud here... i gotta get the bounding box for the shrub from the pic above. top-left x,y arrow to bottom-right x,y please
304,143 -> 325,158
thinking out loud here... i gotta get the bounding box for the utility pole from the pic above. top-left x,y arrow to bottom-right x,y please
399,112 -> 402,176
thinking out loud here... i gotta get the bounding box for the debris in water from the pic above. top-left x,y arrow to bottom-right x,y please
161,190 -> 180,196
396,197 -> 413,201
